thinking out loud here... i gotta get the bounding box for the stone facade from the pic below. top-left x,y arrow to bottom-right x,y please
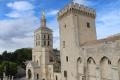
58,2 -> 120,80
26,1 -> 120,80
26,12 -> 60,80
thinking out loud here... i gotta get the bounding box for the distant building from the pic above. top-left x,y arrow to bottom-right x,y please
26,1 -> 120,80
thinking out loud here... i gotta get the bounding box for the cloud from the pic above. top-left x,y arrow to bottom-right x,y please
0,1 -> 39,52
74,0 -> 86,5
7,1 -> 34,11
6,1 -> 34,18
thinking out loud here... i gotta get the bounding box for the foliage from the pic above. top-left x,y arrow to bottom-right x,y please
0,48 -> 32,77
0,61 -> 17,77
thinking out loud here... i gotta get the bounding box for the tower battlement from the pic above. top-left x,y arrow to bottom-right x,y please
58,2 -> 96,19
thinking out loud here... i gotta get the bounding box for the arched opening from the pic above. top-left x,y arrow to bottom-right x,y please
87,57 -> 96,80
37,74 -> 39,80
28,69 -> 32,79
100,57 -> 112,80
77,57 -> 84,80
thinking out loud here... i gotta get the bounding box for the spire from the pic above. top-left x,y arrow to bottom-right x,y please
41,10 -> 46,27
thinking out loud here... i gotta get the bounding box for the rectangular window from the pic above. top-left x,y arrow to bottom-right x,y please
66,56 -> 68,62
87,22 -> 90,28
48,41 -> 50,46
64,71 -> 67,78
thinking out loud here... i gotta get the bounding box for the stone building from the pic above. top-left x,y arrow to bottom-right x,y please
26,12 -> 60,80
26,1 -> 120,80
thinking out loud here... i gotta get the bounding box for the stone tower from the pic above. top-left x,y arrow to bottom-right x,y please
57,2 -> 97,80
32,11 -> 53,80
58,2 -> 96,46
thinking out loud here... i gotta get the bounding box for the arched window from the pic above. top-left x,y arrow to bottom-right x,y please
100,57 -> 112,80
28,69 -> 32,79
77,57 -> 83,80
87,57 -> 96,80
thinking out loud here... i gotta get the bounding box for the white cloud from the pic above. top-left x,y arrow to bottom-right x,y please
74,0 -> 86,5
7,1 -> 34,11
0,1 -> 39,52
6,1 -> 34,18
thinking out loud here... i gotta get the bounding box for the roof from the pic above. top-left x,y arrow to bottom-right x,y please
82,33 -> 120,46
35,26 -> 52,32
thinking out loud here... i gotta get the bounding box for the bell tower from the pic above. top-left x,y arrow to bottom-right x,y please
32,11 -> 53,80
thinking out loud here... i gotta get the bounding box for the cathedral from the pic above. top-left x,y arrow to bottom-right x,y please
26,2 -> 120,80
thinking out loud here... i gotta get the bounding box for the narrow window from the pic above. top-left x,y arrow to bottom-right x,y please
63,41 -> 65,48
64,71 -> 67,78
44,35 -> 46,39
87,22 -> 90,28
37,74 -> 39,79
66,56 -> 68,62
48,41 -> 50,46
56,76 -> 58,80
44,41 -> 46,46
37,60 -> 38,63
64,24 -> 67,28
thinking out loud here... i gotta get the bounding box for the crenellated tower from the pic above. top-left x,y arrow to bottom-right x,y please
58,2 -> 96,47
57,2 -> 97,80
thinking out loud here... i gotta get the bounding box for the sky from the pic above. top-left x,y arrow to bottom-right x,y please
0,0 -> 120,53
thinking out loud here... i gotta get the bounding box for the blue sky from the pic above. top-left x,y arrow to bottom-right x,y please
0,0 -> 120,53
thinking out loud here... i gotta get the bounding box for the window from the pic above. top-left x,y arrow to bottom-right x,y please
44,41 -> 46,46
28,69 -> 32,79
37,74 -> 39,79
64,71 -> 67,78
37,60 -> 38,63
56,76 -> 58,80
44,35 -> 46,39
64,24 -> 67,28
48,41 -> 50,46
87,22 -> 90,28
66,56 -> 68,62
63,41 -> 65,48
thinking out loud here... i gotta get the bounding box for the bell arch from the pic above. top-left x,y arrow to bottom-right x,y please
77,57 -> 84,80
87,57 -> 96,80
100,56 -> 112,80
